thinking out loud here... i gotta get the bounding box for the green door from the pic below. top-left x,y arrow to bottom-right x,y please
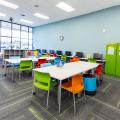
116,43 -> 120,77
105,43 -> 117,76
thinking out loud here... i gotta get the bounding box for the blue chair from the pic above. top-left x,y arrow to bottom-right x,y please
53,57 -> 61,65
41,63 -> 52,68
83,74 -> 97,95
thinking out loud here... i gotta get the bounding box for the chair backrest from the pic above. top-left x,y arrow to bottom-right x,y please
95,64 -> 103,75
34,50 -> 38,56
72,75 -> 84,87
41,63 -> 52,68
27,51 -> 33,56
88,59 -> 97,63
93,53 -> 103,60
37,49 -> 41,54
20,60 -> 32,70
56,50 -> 63,55
65,51 -> 72,56
54,57 -> 61,65
34,71 -> 51,89
50,50 -> 55,54
70,56 -> 80,62
53,54 -> 57,57
61,55 -> 67,61
46,52 -> 51,56
75,52 -> 84,58
41,55 -> 47,57
42,49 -> 47,54
38,59 -> 47,65
87,53 -> 92,59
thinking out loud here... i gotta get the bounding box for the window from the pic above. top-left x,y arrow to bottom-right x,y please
0,21 -> 33,51
1,37 -> 11,49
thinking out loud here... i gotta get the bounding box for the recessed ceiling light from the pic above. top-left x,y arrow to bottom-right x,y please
0,0 -> 19,9
34,13 -> 49,20
0,12 -> 6,17
20,19 -> 33,24
34,5 -> 39,8
56,2 -> 75,12
20,14 -> 26,17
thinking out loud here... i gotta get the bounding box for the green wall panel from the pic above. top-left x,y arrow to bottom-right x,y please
105,44 -> 117,75
116,43 -> 120,77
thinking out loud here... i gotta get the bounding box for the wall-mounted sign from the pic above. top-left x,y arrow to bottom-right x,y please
108,47 -> 114,55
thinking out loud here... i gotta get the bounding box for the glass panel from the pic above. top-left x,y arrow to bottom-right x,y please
21,26 -> 28,31
21,31 -> 28,39
1,37 -> 11,49
21,39 -> 28,49
12,29 -> 20,38
1,28 -> 11,37
29,32 -> 32,39
12,24 -> 20,30
29,40 -> 32,50
1,21 -> 11,28
29,27 -> 32,32
12,38 -> 20,49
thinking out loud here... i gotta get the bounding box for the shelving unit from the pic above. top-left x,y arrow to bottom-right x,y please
3,49 -> 34,59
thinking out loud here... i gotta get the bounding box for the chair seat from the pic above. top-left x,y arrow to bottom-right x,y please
62,81 -> 84,94
18,66 -> 32,71
34,79 -> 57,91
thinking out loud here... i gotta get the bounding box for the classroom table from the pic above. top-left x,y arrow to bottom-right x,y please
33,61 -> 99,114
4,56 -> 56,81
80,57 -> 106,63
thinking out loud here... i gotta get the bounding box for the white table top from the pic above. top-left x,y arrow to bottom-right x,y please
80,57 -> 106,62
4,56 -> 56,64
33,61 -> 99,81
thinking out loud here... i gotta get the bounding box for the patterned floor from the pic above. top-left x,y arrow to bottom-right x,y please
0,67 -> 120,120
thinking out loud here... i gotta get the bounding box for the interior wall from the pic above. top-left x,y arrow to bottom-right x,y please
33,6 -> 120,55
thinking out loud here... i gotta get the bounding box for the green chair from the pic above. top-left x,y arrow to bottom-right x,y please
41,55 -> 47,57
88,59 -> 97,63
61,55 -> 67,62
33,71 -> 57,108
18,60 -> 33,80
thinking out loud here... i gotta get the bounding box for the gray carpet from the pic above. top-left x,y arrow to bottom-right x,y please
0,67 -> 120,120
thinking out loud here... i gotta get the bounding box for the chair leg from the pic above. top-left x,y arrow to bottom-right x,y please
46,90 -> 50,109
19,71 -> 20,80
32,85 -> 36,95
83,90 -> 87,101
73,94 -> 76,114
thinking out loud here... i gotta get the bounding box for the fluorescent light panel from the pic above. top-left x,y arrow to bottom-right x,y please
0,0 -> 19,9
0,12 -> 6,17
56,2 -> 75,12
20,19 -> 33,24
34,13 -> 49,19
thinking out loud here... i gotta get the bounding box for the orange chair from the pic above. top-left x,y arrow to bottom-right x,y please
70,56 -> 80,62
62,74 -> 85,114
46,52 -> 51,56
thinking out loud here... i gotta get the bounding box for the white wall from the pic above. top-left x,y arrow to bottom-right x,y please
33,6 -> 120,55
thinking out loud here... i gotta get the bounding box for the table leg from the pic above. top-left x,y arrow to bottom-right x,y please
4,61 -> 7,74
92,68 -> 95,74
58,80 -> 62,114
12,64 -> 14,82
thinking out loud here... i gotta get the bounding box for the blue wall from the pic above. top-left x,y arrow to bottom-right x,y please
33,6 -> 120,55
